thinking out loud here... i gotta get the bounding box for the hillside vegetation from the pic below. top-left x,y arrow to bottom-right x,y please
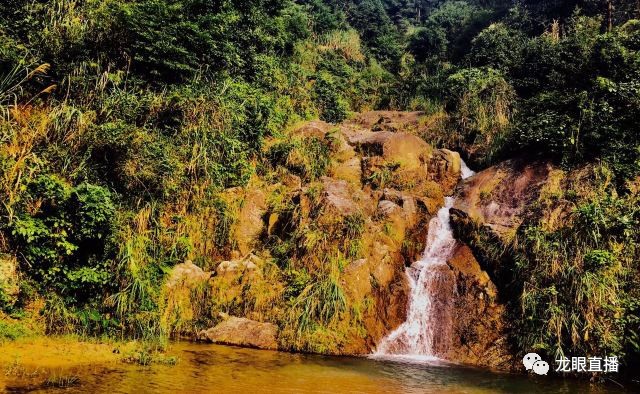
0,0 -> 638,375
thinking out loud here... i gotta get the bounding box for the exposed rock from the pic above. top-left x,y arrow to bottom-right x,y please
377,200 -> 402,217
430,149 -> 462,195
198,316 -> 278,350
344,131 -> 433,174
382,188 -> 403,203
200,113 -> 455,358
166,260 -> 211,289
332,131 -> 357,162
342,259 -> 372,305
216,255 -> 261,277
233,188 -> 267,255
453,159 -> 555,242
350,111 -> 426,134
292,120 -> 332,139
446,244 -> 511,370
321,176 -> 361,216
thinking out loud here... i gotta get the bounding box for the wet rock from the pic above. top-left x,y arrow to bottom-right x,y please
198,317 -> 278,350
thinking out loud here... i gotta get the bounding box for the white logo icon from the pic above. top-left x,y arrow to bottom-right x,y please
523,353 -> 541,371
532,360 -> 550,375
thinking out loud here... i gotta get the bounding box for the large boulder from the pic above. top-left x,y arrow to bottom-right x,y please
292,120 -> 332,140
343,130 -> 433,174
198,316 -> 278,350
165,260 -> 211,289
320,176 -> 363,216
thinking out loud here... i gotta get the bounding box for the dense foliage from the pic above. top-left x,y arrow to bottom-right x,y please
0,0 -> 638,375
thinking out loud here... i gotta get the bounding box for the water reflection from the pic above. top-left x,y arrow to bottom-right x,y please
1,342 -> 631,393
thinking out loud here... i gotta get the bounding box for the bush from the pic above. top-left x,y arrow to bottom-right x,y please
9,175 -> 116,300
445,67 -> 515,164
313,72 -> 348,123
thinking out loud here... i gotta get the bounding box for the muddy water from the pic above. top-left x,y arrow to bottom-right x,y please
1,342 -> 631,393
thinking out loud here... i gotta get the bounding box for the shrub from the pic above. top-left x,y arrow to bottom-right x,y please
313,72 -> 348,123
9,175 -> 116,300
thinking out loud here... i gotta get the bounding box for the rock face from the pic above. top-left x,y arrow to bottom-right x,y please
430,149 -> 462,195
343,130 -> 433,174
453,159 -> 555,242
199,317 -> 279,350
220,187 -> 267,256
446,244 -> 511,370
444,159 -> 573,370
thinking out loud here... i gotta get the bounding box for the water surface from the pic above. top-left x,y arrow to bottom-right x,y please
1,342 -> 632,393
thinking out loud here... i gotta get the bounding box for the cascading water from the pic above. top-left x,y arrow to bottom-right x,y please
374,159 -> 475,360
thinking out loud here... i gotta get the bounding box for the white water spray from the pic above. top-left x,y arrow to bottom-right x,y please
374,160 -> 475,360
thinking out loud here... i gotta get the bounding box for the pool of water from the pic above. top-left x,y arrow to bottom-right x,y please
1,342 -> 633,393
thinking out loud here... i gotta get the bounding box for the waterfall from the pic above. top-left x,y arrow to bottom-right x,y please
374,160 -> 475,361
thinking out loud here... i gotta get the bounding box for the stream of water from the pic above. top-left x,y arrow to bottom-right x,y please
375,160 -> 475,360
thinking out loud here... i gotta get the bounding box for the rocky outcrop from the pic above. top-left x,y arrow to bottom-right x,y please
343,130 -> 433,175
453,159 -> 555,242
445,159 -> 581,370
320,177 -> 364,217
221,187 -> 268,256
446,244 -> 511,370
198,317 -> 278,350
165,260 -> 211,288
350,111 -> 426,134
216,255 -> 260,278
430,149 -> 462,195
